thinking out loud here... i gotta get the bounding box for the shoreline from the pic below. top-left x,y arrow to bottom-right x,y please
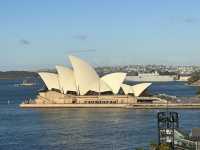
20,103 -> 200,109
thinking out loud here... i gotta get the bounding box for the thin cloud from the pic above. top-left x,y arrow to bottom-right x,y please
19,39 -> 30,45
183,17 -> 198,23
73,35 -> 88,40
171,16 -> 199,24
67,49 -> 96,54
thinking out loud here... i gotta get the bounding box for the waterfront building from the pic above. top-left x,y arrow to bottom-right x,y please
20,55 -> 166,108
39,55 -> 151,96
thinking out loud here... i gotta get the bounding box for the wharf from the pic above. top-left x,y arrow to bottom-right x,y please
20,103 -> 200,109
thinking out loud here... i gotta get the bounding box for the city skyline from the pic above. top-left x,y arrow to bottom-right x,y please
1,0 -> 200,71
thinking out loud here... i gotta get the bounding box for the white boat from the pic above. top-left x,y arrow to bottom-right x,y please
15,79 -> 35,87
126,71 -> 176,82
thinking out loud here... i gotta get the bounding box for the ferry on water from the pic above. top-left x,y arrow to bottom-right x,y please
126,71 -> 176,82
15,78 -> 35,87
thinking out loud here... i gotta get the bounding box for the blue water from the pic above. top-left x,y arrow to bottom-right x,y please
0,80 -> 200,150
148,82 -> 198,97
128,81 -> 198,97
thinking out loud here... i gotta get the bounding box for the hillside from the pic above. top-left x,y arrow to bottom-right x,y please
0,71 -> 39,79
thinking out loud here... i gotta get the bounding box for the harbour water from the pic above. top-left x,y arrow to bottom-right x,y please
0,79 -> 200,149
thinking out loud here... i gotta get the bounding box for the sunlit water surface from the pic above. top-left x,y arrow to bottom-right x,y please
0,80 -> 200,150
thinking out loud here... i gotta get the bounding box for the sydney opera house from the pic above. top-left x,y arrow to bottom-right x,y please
20,55 -> 166,108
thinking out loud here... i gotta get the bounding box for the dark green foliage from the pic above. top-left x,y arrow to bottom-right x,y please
135,148 -> 144,150
158,71 -> 177,76
0,71 -> 39,79
137,142 -> 171,150
149,143 -> 171,150
196,87 -> 200,95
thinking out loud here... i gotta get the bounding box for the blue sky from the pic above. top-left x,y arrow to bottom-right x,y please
1,0 -> 200,70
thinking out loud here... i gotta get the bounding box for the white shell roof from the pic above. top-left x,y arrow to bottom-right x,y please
89,79 -> 112,93
39,55 -> 151,96
121,84 -> 134,95
132,83 -> 152,97
101,72 -> 127,94
56,65 -> 77,94
69,55 -> 102,95
38,72 -> 60,90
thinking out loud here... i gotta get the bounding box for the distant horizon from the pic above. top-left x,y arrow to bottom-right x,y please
1,63 -> 200,72
1,0 -> 200,70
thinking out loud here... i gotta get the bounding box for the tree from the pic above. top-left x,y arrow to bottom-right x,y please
149,142 -> 171,150
135,148 -> 144,150
188,71 -> 200,84
196,87 -> 200,95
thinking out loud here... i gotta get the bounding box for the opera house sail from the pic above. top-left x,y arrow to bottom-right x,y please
20,55 -> 166,108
